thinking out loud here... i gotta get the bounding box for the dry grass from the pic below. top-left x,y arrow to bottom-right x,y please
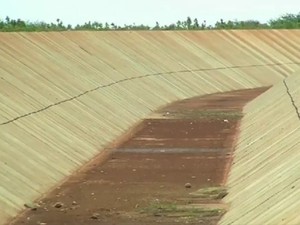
189,187 -> 228,199
140,202 -> 225,219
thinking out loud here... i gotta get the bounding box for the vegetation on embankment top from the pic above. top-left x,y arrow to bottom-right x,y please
0,12 -> 299,32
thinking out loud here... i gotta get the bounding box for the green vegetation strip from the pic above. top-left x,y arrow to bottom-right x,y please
1,13 -> 299,31
165,110 -> 243,120
140,202 -> 225,218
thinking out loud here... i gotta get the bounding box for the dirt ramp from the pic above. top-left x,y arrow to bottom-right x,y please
9,88 -> 267,225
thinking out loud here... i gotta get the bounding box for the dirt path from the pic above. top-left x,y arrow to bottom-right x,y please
9,87 -> 268,225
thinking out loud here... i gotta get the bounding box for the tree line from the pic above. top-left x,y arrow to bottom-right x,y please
0,13 -> 299,32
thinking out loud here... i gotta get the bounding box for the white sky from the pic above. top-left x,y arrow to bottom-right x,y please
1,0 -> 299,27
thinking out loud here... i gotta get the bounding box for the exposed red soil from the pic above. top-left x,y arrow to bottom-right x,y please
9,87 -> 268,225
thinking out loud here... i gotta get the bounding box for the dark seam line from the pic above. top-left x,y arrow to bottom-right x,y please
283,79 -> 300,120
1,62 -> 300,126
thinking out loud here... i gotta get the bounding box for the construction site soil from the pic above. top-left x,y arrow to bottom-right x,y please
9,87 -> 268,225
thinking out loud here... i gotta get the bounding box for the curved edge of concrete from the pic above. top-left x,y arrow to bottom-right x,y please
220,69 -> 300,225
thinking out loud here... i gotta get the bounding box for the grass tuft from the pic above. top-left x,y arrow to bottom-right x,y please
190,187 -> 228,199
140,202 -> 225,218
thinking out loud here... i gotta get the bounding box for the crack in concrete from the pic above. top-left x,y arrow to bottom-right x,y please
1,62 -> 299,126
283,79 -> 300,120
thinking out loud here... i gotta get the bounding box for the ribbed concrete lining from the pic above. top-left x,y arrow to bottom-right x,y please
0,31 -> 300,224
220,70 -> 300,225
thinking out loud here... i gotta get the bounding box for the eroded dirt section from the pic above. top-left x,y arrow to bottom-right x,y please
9,87 -> 268,225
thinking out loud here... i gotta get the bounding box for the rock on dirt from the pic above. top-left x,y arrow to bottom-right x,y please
185,183 -> 192,188
91,213 -> 100,220
72,201 -> 77,205
53,202 -> 63,208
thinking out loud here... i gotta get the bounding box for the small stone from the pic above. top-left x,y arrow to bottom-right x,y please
185,183 -> 192,188
191,176 -> 196,179
224,119 -> 229,123
37,222 -> 47,225
24,203 -> 38,211
132,169 -> 136,172
72,201 -> 77,205
53,202 -> 63,208
91,213 -> 100,220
